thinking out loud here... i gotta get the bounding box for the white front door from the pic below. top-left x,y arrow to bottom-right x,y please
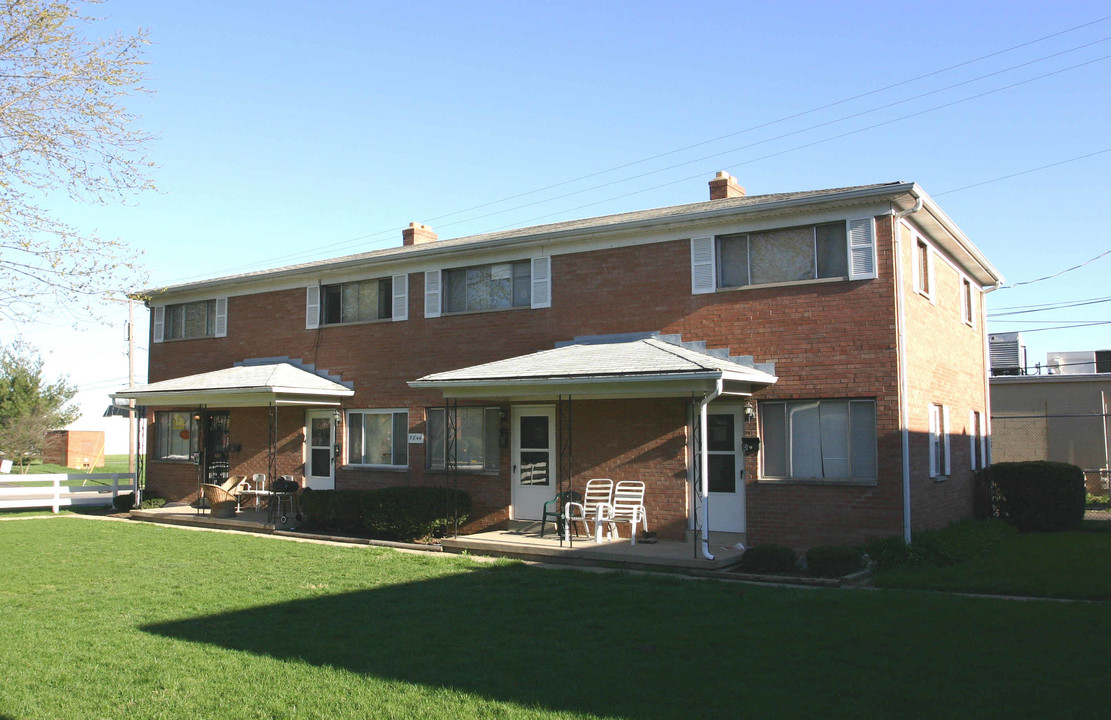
705,407 -> 745,533
511,406 -> 556,521
305,411 -> 335,490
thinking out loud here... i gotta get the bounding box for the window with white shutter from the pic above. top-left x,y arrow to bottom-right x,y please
392,274 -> 408,321
690,236 -> 716,294
152,305 -> 165,343
305,285 -> 320,329
214,297 -> 228,337
530,257 -> 551,308
847,217 -> 876,280
424,270 -> 441,318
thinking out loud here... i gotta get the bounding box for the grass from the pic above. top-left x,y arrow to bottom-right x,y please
1,517 -> 1110,719
1,454 -> 133,487
873,525 -> 1111,600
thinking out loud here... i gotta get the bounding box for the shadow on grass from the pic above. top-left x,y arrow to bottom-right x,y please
142,563 -> 752,719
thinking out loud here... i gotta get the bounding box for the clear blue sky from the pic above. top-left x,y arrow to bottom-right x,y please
14,0 -> 1111,423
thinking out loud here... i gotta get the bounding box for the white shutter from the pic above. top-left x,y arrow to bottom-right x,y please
152,305 -> 165,344
392,274 -> 408,321
531,256 -> 551,309
848,217 -> 876,280
969,411 -> 977,470
942,405 -> 951,476
305,285 -> 320,329
214,297 -> 228,337
690,236 -> 716,294
978,411 -> 987,469
928,405 -> 938,478
424,270 -> 441,318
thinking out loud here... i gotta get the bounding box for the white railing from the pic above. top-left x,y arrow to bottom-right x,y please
0,474 -> 137,513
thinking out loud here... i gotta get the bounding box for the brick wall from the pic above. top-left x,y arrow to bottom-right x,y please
145,210 -> 987,547
42,430 -> 105,469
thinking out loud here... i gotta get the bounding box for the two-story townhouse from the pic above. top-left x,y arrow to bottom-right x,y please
115,172 -> 1002,551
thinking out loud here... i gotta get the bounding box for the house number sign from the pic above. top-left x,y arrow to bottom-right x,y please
408,433 -> 424,444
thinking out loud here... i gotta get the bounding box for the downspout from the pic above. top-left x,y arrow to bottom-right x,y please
893,196 -> 922,544
698,378 -> 724,560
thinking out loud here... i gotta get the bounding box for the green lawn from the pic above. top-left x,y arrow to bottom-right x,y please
874,527 -> 1111,600
1,518 -> 1109,719
13,454 -> 132,477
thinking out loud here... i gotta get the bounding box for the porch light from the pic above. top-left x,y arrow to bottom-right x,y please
744,401 -> 756,422
332,408 -> 342,425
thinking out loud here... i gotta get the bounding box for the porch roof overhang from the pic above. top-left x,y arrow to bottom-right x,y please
409,337 -> 778,401
110,363 -> 355,408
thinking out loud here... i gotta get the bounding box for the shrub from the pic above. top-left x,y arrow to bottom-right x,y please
738,544 -> 797,573
112,492 -> 134,512
361,486 -> 472,541
862,519 -> 1016,571
332,490 -> 364,530
987,461 -> 1085,532
139,496 -> 166,510
298,488 -> 336,527
806,545 -> 864,577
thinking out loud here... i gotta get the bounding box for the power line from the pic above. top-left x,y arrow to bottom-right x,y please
999,248 -> 1111,289
158,19 -> 1111,286
990,320 -> 1111,333
989,296 -> 1111,317
935,147 -> 1111,197
991,294 -> 1111,312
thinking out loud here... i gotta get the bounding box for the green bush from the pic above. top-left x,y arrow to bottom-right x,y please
862,519 -> 1017,570
139,496 -> 166,510
738,544 -> 797,573
806,545 -> 864,577
298,488 -> 336,527
987,461 -> 1085,532
333,490 -> 364,530
112,492 -> 134,512
361,486 -> 472,541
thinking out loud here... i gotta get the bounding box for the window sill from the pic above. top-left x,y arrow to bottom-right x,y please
932,475 -> 949,483
342,464 -> 408,472
159,335 -> 218,343
756,477 -> 878,487
152,458 -> 195,464
425,468 -> 501,476
318,317 -> 393,329
439,305 -> 531,318
914,288 -> 935,303
718,276 -> 851,293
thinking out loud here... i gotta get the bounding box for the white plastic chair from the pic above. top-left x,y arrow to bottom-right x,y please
599,480 -> 648,545
564,478 -> 613,541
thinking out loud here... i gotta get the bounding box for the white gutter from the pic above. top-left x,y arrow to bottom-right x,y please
698,378 -> 724,560
893,196 -> 923,544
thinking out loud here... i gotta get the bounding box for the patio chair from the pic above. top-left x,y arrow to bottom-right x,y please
565,478 -> 613,541
200,483 -> 238,518
539,489 -> 583,538
598,480 -> 648,545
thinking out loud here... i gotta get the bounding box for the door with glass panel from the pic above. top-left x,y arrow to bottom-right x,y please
511,406 -> 555,521
304,410 -> 335,490
706,407 -> 745,533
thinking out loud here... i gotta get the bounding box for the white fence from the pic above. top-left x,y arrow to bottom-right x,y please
0,474 -> 137,512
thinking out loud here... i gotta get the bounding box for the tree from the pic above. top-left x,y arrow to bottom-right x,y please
0,0 -> 153,325
0,340 -> 78,470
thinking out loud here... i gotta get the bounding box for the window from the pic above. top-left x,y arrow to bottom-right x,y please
760,399 -> 877,481
346,409 -> 408,467
443,261 -> 531,313
929,404 -> 951,478
321,278 -> 392,325
426,406 -> 501,470
960,277 -> 975,326
153,411 -> 198,461
970,410 -> 985,471
717,222 -> 849,288
914,239 -> 933,298
166,300 -> 217,340
1096,350 -> 1111,374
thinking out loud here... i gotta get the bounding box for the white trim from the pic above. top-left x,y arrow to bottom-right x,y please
214,297 -> 228,337
152,305 -> 165,343
424,269 -> 441,318
928,404 -> 940,477
391,273 -> 408,321
690,236 -> 716,294
305,285 -> 320,329
530,256 -> 551,308
942,405 -> 951,476
960,275 -> 975,328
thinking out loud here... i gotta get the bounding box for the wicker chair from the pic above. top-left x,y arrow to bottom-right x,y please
201,483 -> 238,518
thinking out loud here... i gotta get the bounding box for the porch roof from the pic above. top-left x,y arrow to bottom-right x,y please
111,363 -> 354,407
409,336 -> 778,400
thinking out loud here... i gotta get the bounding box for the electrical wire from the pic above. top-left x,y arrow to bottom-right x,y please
989,296 -> 1111,316
999,248 -> 1111,289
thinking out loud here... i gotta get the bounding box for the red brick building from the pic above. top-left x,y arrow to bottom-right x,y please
117,173 -> 1002,550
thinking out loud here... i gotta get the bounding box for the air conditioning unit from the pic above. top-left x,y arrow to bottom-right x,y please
1045,350 -> 1111,375
989,332 -> 1025,376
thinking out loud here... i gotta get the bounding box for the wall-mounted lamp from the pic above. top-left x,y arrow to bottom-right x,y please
744,401 -> 756,422
332,408 -> 342,425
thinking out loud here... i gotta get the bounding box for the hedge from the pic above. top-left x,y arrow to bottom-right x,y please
299,486 -> 471,541
806,545 -> 864,577
986,461 -> 1085,532
738,544 -> 797,573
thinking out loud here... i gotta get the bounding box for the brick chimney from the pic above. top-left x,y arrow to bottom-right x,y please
402,222 -> 438,246
709,171 -> 746,200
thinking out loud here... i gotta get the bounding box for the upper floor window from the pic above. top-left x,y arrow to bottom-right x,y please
691,218 -> 875,295
444,261 -> 531,313
347,409 -> 408,467
717,222 -> 848,288
760,399 -> 877,482
154,298 -> 227,342
928,403 -> 950,478
960,277 -> 975,326
322,278 -> 392,325
914,239 -> 933,299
